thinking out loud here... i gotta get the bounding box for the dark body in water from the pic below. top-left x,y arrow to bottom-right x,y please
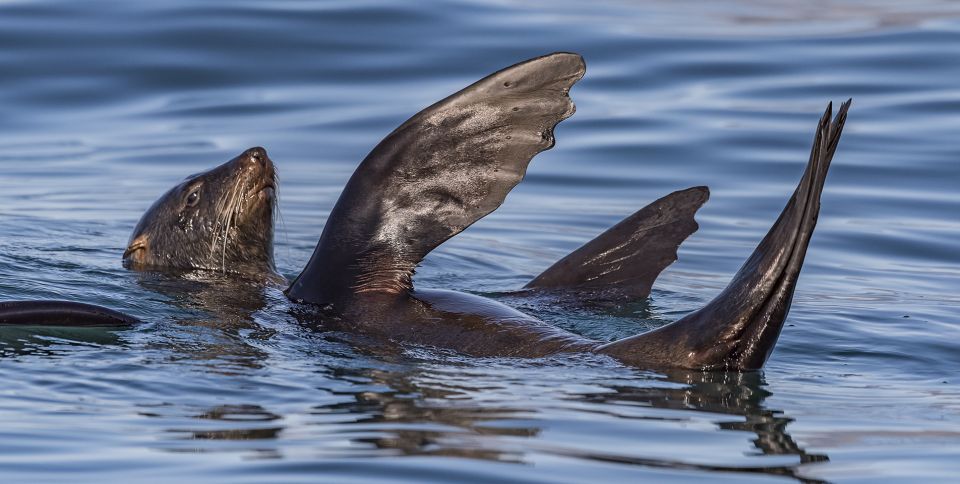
126,53 -> 849,371
0,300 -> 138,327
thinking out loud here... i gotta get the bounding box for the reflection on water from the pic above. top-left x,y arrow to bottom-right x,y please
109,274 -> 824,481
132,274 -> 277,370
141,364 -> 827,481
0,326 -> 122,357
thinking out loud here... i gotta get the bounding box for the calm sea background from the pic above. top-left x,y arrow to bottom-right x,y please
1,1 -> 959,482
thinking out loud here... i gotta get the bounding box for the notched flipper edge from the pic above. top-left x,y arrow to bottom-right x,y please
525,185 -> 709,301
288,53 -> 586,307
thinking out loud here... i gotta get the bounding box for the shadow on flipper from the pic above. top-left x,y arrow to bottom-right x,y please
599,100 -> 851,370
524,186 -> 709,301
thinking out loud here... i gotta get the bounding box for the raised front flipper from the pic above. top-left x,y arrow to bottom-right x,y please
599,100 -> 850,370
287,53 -> 586,309
0,300 -> 139,327
525,186 -> 708,300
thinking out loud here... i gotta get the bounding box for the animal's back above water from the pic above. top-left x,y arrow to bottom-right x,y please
337,289 -> 597,357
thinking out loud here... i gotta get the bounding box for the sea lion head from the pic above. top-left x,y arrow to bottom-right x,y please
124,147 -> 278,278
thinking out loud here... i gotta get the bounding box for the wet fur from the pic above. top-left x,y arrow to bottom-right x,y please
124,54 -> 849,371
123,147 -> 280,281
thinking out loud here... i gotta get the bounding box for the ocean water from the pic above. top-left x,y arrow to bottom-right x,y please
1,1 -> 959,482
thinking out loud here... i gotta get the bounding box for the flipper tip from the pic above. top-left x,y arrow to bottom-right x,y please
520,52 -> 586,83
682,185 -> 710,205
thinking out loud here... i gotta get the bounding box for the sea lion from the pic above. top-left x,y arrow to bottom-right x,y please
129,53 -> 850,371
123,147 -> 281,282
284,53 -> 849,370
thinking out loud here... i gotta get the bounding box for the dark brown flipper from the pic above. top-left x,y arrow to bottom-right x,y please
286,53 -> 586,308
0,300 -> 139,327
524,186 -> 709,300
599,100 -> 851,370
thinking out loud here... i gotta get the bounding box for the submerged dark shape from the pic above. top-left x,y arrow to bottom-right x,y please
123,147 -> 281,282
0,300 -> 138,327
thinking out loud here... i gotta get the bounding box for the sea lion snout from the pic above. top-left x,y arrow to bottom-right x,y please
243,146 -> 267,165
236,146 -> 277,197
238,146 -> 271,173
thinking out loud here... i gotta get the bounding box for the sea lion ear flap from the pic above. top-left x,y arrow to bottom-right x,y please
122,234 -> 149,264
286,53 -> 586,308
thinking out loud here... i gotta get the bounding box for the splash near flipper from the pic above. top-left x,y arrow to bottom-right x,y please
287,53 -> 586,308
525,186 -> 708,300
599,100 -> 851,370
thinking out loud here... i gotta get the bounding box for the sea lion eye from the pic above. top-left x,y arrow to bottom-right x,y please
185,188 -> 201,207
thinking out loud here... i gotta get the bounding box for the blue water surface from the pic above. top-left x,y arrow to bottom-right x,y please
1,1 -> 959,482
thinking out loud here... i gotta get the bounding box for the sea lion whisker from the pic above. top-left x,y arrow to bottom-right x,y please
220,175 -> 244,272
210,181 -> 233,256
209,176 -> 235,254
124,146 -> 280,280
210,172 -> 241,265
